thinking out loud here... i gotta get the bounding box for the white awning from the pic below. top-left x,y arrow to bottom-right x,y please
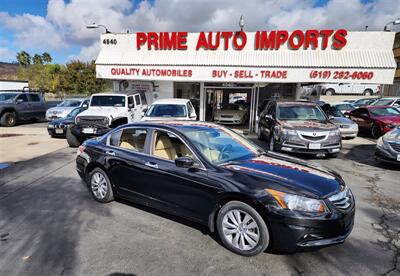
96,31 -> 397,84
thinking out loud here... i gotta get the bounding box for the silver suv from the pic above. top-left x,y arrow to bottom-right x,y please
258,101 -> 341,158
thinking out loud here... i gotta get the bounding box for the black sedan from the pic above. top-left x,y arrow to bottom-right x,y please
76,121 -> 355,256
47,107 -> 86,138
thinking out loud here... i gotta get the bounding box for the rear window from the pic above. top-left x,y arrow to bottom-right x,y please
146,104 -> 187,117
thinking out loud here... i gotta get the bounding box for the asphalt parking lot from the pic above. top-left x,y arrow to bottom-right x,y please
0,128 -> 399,276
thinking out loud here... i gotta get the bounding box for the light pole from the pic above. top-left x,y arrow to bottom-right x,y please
239,15 -> 245,31
384,18 -> 400,31
86,23 -> 111,33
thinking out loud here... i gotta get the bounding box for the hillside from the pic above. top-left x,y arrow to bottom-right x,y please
0,62 -> 20,80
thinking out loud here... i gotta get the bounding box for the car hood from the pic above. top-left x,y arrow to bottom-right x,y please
47,106 -> 75,113
214,109 -> 247,116
279,120 -> 336,131
77,107 -> 127,119
221,152 -> 343,198
330,117 -> 356,125
50,117 -> 74,125
142,116 -> 190,121
374,116 -> 400,124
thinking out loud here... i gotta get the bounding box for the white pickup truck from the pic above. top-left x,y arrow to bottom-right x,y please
319,83 -> 380,96
66,92 -> 145,147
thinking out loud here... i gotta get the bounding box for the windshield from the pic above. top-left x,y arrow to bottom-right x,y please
335,104 -> 354,111
66,108 -> 82,118
322,105 -> 344,117
180,125 -> 262,165
372,99 -> 395,106
146,104 -> 187,117
90,96 -> 125,107
370,107 -> 400,117
58,100 -> 81,107
353,99 -> 376,106
0,93 -> 17,101
278,105 -> 327,122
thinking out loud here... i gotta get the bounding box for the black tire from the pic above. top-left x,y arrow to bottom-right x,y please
325,89 -> 335,96
88,167 -> 114,203
217,201 -> 269,256
364,89 -> 372,96
371,124 -> 381,139
0,112 -> 17,127
66,126 -> 81,147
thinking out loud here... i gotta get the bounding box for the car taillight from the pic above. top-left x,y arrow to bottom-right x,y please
77,145 -> 86,155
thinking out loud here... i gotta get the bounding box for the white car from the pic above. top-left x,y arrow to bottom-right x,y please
213,103 -> 248,125
319,83 -> 380,95
142,98 -> 197,121
46,98 -> 89,120
371,97 -> 400,110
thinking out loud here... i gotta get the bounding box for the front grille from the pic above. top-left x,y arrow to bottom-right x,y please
78,116 -> 108,127
220,115 -> 233,118
301,135 -> 326,141
55,124 -> 65,129
328,187 -> 352,210
389,142 -> 400,152
340,125 -> 350,129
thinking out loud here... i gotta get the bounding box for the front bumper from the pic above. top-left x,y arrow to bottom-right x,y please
339,128 -> 358,138
264,206 -> 355,252
47,127 -> 67,137
214,117 -> 244,125
375,146 -> 400,165
275,139 -> 341,155
71,125 -> 111,140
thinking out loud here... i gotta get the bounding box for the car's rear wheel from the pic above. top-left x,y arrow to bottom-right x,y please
364,89 -> 372,96
325,89 -> 335,96
217,201 -> 269,256
89,168 -> 114,203
66,126 -> 81,147
0,112 -> 17,127
371,124 -> 381,139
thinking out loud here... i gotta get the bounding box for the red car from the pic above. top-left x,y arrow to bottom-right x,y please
345,106 -> 400,138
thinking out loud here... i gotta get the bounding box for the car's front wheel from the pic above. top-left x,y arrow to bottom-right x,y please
371,124 -> 381,139
89,168 -> 114,203
0,112 -> 17,127
217,201 -> 269,256
66,126 -> 81,147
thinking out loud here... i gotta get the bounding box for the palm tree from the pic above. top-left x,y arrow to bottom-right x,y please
16,51 -> 31,66
42,52 -> 52,64
33,54 -> 43,65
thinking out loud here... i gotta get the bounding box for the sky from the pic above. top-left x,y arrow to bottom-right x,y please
0,0 -> 399,64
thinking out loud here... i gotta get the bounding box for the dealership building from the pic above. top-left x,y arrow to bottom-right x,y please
95,30 -> 396,132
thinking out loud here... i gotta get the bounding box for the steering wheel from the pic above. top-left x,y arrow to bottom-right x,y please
218,144 -> 233,160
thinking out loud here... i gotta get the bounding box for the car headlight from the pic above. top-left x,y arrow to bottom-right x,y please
278,127 -> 297,136
351,123 -> 358,130
266,188 -> 327,214
329,129 -> 340,136
76,117 -> 81,124
48,124 -> 54,128
103,117 -> 109,124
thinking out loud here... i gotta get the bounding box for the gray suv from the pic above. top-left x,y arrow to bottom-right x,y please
258,100 -> 342,157
0,91 -> 46,127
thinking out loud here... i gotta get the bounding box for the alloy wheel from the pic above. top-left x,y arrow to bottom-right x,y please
222,209 -> 260,251
7,114 -> 15,126
91,172 -> 108,199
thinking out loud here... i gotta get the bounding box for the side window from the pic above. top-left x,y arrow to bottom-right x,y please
82,100 -> 89,106
128,96 -> 135,108
394,100 -> 400,106
134,94 -> 141,106
152,130 -> 194,161
117,128 -> 148,152
359,108 -> 369,117
29,94 -> 41,102
16,94 -> 28,102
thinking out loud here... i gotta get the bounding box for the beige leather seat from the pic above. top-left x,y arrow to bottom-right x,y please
120,131 -> 136,149
154,134 -> 177,160
180,144 -> 193,158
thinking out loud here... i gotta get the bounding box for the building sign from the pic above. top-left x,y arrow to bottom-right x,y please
136,30 -> 348,51
96,31 -> 396,84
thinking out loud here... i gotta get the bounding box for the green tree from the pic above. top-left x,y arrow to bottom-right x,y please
16,51 -> 31,66
42,52 -> 52,64
32,54 -> 43,65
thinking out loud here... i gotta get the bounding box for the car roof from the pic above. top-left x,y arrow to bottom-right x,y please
91,92 -> 137,96
276,101 -> 317,106
152,98 -> 190,104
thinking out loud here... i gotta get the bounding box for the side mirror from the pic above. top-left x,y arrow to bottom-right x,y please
128,103 -> 134,109
82,104 -> 88,108
175,156 -> 194,168
16,99 -> 24,104
328,115 -> 334,120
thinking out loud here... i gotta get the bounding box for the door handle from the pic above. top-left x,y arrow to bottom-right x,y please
105,150 -> 115,156
144,161 -> 158,169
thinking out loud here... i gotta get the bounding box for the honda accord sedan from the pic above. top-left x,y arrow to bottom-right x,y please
76,121 -> 355,256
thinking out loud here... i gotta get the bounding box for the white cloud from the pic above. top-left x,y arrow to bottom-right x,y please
0,46 -> 15,62
1,0 -> 400,62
